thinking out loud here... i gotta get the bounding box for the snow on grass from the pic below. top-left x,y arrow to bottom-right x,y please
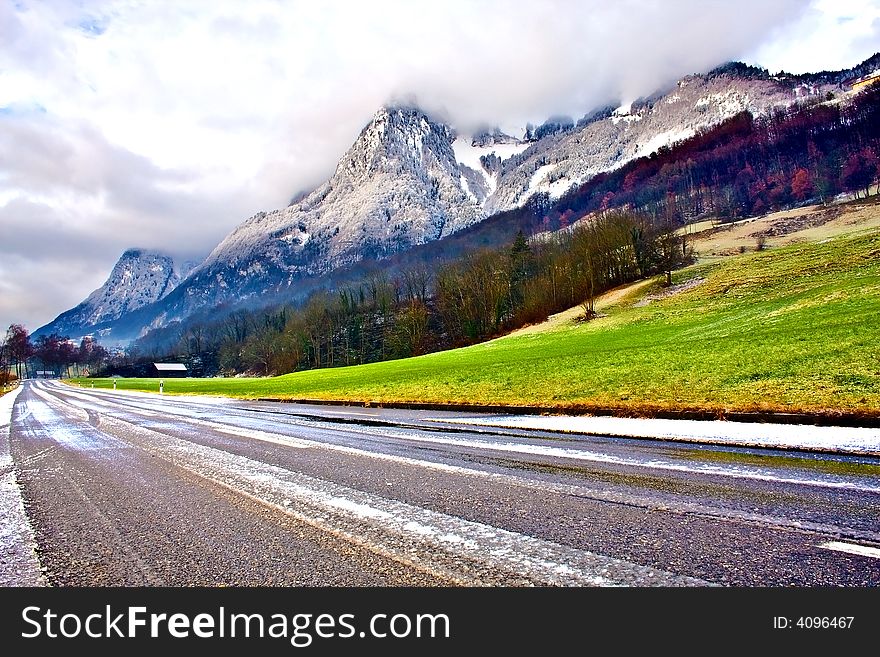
0,386 -> 45,586
635,127 -> 695,158
433,415 -> 880,457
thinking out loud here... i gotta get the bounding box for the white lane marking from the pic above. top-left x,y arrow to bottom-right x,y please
819,541 -> 880,559
186,419 -> 312,448
102,414 -> 709,587
328,412 -> 385,418
0,385 -> 45,586
187,417 -> 498,473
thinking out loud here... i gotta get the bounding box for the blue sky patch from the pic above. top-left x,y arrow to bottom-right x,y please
78,17 -> 107,36
0,102 -> 48,116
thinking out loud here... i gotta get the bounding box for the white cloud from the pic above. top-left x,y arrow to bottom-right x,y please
0,0 -> 877,333
747,0 -> 880,73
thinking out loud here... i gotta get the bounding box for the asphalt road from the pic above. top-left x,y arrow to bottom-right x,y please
6,380 -> 880,586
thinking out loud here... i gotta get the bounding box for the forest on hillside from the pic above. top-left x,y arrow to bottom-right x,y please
110,208 -> 688,377
545,83 -> 880,225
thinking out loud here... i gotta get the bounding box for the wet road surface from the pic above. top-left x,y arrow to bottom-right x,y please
6,380 -> 880,586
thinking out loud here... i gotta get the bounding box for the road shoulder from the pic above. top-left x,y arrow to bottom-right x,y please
0,385 -> 45,586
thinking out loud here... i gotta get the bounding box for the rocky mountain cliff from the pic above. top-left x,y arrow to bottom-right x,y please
140,105 -> 489,329
34,249 -> 183,340
201,105 -> 484,277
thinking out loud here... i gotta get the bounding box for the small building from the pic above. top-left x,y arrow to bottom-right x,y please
153,363 -> 188,378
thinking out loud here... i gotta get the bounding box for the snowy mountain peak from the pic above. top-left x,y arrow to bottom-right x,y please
83,249 -> 184,317
35,248 -> 184,340
190,102 -> 484,313
335,105 -> 457,181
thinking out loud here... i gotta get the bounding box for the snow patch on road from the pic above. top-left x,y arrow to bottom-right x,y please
0,386 -> 45,586
28,387 -> 125,452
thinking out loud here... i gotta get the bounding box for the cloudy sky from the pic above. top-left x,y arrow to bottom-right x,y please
1,0 -> 879,333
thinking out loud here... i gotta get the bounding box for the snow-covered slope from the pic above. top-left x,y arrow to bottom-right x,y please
485,68 -> 839,214
452,130 -> 530,202
485,70 -> 837,213
448,68 -> 841,215
35,249 -> 184,339
200,105 -> 484,277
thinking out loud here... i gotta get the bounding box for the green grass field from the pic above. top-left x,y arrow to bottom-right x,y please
72,227 -> 880,416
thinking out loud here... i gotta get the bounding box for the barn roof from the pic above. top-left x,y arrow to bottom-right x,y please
153,363 -> 188,371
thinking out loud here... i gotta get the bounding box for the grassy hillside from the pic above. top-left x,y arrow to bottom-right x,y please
72,222 -> 880,417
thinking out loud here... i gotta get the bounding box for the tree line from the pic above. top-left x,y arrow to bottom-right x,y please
6,208 -> 686,381
118,210 -> 688,377
1,326 -> 109,384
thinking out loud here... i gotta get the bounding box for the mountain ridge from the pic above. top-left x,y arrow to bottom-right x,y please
36,53 -> 880,343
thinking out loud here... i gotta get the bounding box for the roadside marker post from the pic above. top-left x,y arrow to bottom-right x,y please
160,380 -> 164,394
113,379 -> 117,390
